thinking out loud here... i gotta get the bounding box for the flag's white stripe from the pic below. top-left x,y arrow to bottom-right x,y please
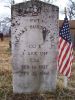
71,44 -> 73,60
63,51 -> 71,75
59,38 -> 65,55
63,62 -> 71,77
69,44 -> 73,62
62,45 -> 73,77
63,64 -> 70,77
59,37 -> 65,52
66,49 -> 73,77
59,37 -> 61,42
60,45 -> 71,73
59,44 -> 71,73
59,42 -> 69,68
67,46 -> 73,77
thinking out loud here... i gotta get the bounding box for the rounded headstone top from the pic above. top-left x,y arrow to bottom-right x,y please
11,1 -> 59,17
11,0 -> 59,9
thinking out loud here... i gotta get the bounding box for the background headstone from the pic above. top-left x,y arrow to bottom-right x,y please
11,1 -> 59,93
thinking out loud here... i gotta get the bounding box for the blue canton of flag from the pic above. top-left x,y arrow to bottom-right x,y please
60,17 -> 71,44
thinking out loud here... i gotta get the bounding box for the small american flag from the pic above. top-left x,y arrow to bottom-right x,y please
58,16 -> 73,78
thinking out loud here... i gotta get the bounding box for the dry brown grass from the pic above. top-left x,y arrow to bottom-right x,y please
0,37 -> 11,71
0,37 -> 75,100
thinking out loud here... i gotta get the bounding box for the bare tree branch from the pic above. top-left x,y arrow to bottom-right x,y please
67,0 -> 75,20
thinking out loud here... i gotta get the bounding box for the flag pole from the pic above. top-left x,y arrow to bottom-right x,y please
64,7 -> 68,88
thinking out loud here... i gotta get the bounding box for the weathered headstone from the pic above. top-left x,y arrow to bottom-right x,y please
11,1 -> 59,93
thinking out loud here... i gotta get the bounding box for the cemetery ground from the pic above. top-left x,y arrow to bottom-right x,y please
0,37 -> 75,100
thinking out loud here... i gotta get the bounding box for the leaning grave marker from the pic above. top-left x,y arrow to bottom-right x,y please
11,1 -> 59,93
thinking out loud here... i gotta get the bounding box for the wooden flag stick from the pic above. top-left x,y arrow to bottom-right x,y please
64,7 -> 67,17
64,76 -> 68,88
64,7 -> 68,88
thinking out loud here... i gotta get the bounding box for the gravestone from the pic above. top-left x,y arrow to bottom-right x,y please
11,1 -> 59,93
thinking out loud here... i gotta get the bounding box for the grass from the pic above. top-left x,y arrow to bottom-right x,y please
0,37 -> 75,100
0,37 -> 12,100
0,70 -> 12,100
